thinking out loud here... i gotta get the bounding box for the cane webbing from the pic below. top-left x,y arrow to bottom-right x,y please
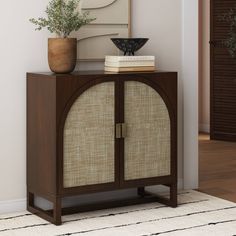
63,82 -> 115,188
124,81 -> 171,180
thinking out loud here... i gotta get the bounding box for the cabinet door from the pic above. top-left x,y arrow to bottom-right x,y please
63,82 -> 115,188
124,81 -> 171,181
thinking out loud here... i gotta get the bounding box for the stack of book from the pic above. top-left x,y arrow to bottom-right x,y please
104,56 -> 156,72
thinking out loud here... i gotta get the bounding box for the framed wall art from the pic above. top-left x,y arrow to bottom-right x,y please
73,0 -> 131,61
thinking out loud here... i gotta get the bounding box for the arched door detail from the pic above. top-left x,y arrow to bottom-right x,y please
124,81 -> 171,180
63,82 -> 115,188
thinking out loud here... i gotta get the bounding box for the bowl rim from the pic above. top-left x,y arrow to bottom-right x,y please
111,38 -> 149,40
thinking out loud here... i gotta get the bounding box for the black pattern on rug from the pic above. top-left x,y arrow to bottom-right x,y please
55,206 -> 236,236
141,219 -> 236,236
0,213 -> 32,221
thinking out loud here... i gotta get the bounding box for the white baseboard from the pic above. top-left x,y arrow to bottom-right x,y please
199,123 -> 210,133
0,179 -> 184,214
178,178 -> 184,190
0,198 -> 26,214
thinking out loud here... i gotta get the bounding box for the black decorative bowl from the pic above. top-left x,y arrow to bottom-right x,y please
111,38 -> 149,56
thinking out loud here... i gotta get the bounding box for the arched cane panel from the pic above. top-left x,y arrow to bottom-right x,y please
124,81 -> 171,180
63,82 -> 115,188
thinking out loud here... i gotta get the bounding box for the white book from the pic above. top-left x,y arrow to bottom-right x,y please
105,66 -> 156,72
105,56 -> 155,62
105,60 -> 155,68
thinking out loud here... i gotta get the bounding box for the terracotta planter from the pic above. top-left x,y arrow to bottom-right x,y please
48,38 -> 77,74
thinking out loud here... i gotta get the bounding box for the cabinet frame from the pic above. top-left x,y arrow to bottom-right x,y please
27,71 -> 178,225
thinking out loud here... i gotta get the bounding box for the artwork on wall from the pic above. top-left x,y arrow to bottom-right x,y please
73,0 -> 131,61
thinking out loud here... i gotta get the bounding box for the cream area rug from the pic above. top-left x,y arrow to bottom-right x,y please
0,190 -> 236,236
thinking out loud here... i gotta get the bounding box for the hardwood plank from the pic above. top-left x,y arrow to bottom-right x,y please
198,133 -> 236,203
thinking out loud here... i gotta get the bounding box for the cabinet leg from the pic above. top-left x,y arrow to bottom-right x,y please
53,197 -> 62,225
27,191 -> 62,225
137,187 -> 145,197
27,191 -> 35,209
170,183 -> 178,207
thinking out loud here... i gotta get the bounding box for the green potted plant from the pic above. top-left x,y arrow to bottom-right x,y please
221,8 -> 236,58
30,0 -> 95,73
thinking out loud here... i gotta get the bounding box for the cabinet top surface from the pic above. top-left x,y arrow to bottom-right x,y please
27,70 -> 177,78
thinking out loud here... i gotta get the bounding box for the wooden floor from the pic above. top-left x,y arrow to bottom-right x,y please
198,133 -> 236,202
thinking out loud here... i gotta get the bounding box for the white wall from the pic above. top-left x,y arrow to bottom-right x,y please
132,0 -> 183,188
0,0 -> 51,204
0,0 -> 199,212
199,0 -> 210,133
182,0 -> 199,189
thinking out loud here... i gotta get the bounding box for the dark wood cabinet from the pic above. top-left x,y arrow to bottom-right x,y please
27,71 -> 178,225
210,0 -> 236,141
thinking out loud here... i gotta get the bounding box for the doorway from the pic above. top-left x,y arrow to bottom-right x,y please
198,0 -> 236,202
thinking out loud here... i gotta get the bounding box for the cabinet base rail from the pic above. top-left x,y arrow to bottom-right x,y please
27,185 -> 177,225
